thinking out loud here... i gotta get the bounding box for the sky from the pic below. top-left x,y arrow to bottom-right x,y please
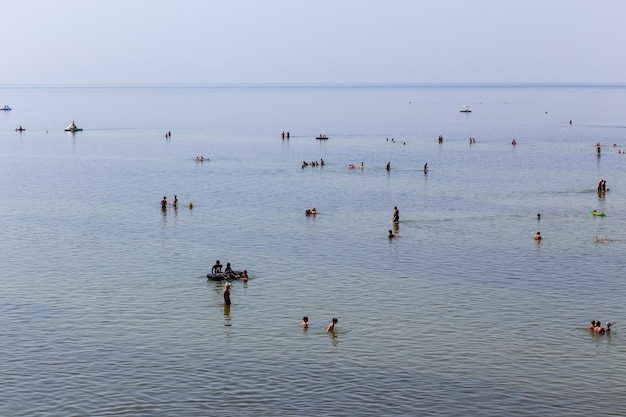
1,0 -> 625,85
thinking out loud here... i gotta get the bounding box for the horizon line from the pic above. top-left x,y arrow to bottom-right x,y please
1,81 -> 626,88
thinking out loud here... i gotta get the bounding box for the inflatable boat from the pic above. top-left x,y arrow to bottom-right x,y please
207,271 -> 243,281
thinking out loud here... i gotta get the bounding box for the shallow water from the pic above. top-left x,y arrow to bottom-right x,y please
1,84 -> 626,416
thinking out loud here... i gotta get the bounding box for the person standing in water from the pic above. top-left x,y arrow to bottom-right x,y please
392,206 -> 399,223
224,283 -> 231,306
161,196 -> 167,209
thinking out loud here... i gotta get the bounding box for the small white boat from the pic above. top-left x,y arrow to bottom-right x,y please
460,105 -> 471,113
65,121 -> 82,132
2,105 -> 11,111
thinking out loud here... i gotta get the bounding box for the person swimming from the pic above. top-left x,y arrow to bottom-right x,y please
326,317 -> 338,332
534,232 -> 541,241
301,316 -> 309,328
594,321 -> 605,334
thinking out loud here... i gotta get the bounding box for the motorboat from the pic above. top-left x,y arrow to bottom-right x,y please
460,105 -> 471,113
315,135 -> 329,140
65,121 -> 82,132
15,126 -> 25,132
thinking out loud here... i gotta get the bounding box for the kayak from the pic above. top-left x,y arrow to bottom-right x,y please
207,270 -> 243,280
590,211 -> 606,217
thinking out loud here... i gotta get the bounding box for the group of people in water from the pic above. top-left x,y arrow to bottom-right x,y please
195,155 -> 207,162
386,138 -> 406,145
589,320 -> 614,335
302,159 -> 324,168
211,260 -> 249,307
212,260 -> 248,306
348,162 -> 364,169
301,316 -> 339,332
281,131 -> 291,139
161,195 -> 194,210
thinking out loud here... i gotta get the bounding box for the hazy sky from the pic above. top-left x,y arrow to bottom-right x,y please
2,0 -> 625,84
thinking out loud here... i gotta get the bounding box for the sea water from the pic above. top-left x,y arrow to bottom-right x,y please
1,84 -> 626,416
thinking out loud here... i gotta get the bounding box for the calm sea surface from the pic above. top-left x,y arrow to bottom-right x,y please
1,84 -> 626,416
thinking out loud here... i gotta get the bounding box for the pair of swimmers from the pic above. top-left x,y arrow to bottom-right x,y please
301,316 -> 338,332
160,195 -> 178,209
589,320 -> 614,334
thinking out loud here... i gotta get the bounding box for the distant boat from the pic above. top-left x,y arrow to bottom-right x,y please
460,105 -> 471,113
65,121 -> 82,132
316,135 -> 329,140
15,126 -> 25,132
2,105 -> 11,111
